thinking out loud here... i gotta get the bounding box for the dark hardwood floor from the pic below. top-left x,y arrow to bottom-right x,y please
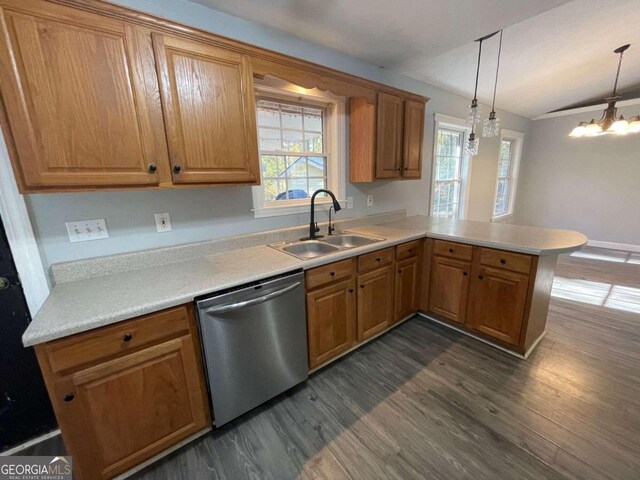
18,247 -> 640,479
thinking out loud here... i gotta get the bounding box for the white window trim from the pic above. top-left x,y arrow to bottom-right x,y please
430,113 -> 473,220
251,83 -> 346,218
0,134 -> 50,316
492,129 -> 524,221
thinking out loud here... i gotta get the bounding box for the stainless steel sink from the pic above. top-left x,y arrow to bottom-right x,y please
323,234 -> 380,248
270,232 -> 385,260
280,241 -> 340,259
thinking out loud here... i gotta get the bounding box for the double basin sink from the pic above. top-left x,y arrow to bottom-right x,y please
270,233 -> 385,260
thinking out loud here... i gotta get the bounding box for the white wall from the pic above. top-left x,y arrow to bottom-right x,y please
513,104 -> 640,246
19,0 -> 530,276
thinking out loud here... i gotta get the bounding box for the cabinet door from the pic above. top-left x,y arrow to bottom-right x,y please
0,1 -> 167,189
357,265 -> 394,341
467,266 -> 529,346
153,33 -> 260,184
375,92 -> 403,179
395,256 -> 420,322
429,256 -> 470,323
401,100 -> 424,178
54,336 -> 209,479
307,278 -> 356,369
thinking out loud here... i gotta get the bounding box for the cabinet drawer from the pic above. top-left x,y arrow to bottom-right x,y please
306,258 -> 355,290
433,239 -> 473,261
46,306 -> 191,374
358,247 -> 394,272
396,240 -> 421,260
479,248 -> 533,274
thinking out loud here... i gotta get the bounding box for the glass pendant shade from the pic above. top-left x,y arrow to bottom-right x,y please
584,120 -> 603,136
483,111 -> 500,137
629,116 -> 640,133
608,117 -> 629,134
569,122 -> 588,137
466,99 -> 481,126
464,132 -> 479,156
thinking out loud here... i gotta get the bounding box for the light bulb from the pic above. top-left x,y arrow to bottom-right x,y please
464,132 -> 479,156
584,120 -> 603,137
608,117 -> 629,135
466,99 -> 481,126
569,122 -> 588,137
483,111 -> 500,137
629,116 -> 640,133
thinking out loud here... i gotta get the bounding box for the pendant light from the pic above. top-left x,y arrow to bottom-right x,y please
465,31 -> 500,156
569,44 -> 640,137
483,30 -> 503,137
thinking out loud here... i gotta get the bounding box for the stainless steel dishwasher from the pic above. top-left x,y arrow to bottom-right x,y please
196,270 -> 308,427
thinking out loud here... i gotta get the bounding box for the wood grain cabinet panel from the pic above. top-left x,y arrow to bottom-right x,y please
153,33 -> 260,184
466,266 -> 529,346
357,265 -> 394,341
375,92 -> 403,179
35,305 -> 210,480
0,0 -> 168,189
429,256 -> 470,324
401,100 -> 425,178
306,278 -> 356,369
395,256 -> 420,322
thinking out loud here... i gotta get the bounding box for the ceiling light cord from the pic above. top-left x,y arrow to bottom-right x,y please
473,39 -> 482,100
491,30 -> 503,111
612,49 -> 624,97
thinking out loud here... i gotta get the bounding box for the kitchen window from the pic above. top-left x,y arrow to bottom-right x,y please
252,84 -> 346,218
492,130 -> 524,219
430,114 -> 471,219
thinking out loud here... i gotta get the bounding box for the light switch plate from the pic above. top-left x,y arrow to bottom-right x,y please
66,219 -> 109,243
155,213 -> 172,232
346,196 -> 353,209
366,194 -> 374,207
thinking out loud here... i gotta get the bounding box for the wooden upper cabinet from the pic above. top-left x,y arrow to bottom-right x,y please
466,266 -> 529,346
401,100 -> 425,178
0,0 -> 168,190
375,92 -> 403,179
153,33 -> 260,185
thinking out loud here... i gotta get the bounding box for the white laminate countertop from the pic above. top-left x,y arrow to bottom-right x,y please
23,216 -> 587,346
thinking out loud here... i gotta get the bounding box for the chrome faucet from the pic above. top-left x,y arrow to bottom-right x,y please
301,189 -> 342,241
328,206 -> 336,236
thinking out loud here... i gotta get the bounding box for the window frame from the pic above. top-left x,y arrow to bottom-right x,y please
430,113 -> 472,220
492,129 -> 524,221
251,83 -> 346,218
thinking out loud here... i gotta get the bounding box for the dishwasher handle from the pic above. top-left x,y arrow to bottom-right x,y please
204,282 -> 301,315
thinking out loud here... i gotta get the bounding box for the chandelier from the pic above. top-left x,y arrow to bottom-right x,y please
569,44 -> 640,137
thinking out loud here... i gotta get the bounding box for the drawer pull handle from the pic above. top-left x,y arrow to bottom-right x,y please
478,275 -> 484,280
122,333 -> 133,342
63,393 -> 75,403
500,258 -> 506,264
330,271 -> 336,277
448,248 -> 454,253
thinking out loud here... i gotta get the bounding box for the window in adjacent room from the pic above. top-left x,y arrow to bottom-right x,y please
430,114 -> 471,219
252,81 -> 346,218
492,130 -> 524,219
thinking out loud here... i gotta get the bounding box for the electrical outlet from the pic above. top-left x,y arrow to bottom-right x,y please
366,194 -> 374,207
155,213 -> 172,232
65,219 -> 109,243
346,196 -> 353,209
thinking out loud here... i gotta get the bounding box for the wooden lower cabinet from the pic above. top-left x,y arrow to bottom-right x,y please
35,305 -> 210,480
466,266 -> 530,346
395,256 -> 420,321
306,278 -> 357,369
429,256 -> 470,323
357,265 -> 394,341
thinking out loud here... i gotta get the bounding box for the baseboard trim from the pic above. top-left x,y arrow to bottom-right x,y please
587,240 -> 640,253
0,429 -> 61,456
417,312 -> 546,360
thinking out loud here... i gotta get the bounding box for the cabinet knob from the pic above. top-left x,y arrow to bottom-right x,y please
448,248 -> 454,253
396,167 -> 401,172
408,249 -> 413,254
500,258 -> 506,264
404,167 -> 408,171
478,275 -> 484,280
463,272 -> 468,276
173,164 -> 182,173
148,163 -> 157,173
398,269 -> 402,274
122,333 -> 133,342
63,393 -> 75,403
0,277 -> 10,291
360,284 -> 365,289
348,288 -> 354,293
375,257 -> 381,262
330,271 -> 335,277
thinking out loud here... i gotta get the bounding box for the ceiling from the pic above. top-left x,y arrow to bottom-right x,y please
193,0 -> 640,118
